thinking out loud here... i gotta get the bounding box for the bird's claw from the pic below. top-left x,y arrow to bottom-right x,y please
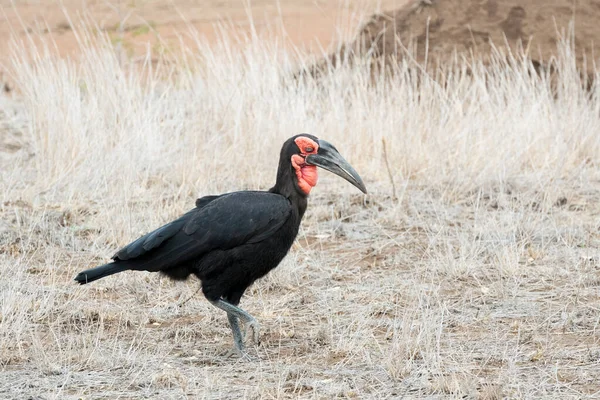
238,351 -> 256,361
244,319 -> 260,345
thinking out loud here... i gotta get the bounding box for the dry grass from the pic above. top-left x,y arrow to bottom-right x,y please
1,11 -> 600,400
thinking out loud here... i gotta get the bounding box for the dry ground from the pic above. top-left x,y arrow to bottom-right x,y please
335,0 -> 600,71
1,3 -> 600,400
0,0 -> 408,90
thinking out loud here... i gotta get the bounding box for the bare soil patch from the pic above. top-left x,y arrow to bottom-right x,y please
315,0 -> 600,75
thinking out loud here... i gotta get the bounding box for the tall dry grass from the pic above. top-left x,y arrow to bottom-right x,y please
1,11 -> 599,399
5,16 -> 600,203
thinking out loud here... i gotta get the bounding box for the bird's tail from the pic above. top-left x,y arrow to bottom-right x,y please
74,262 -> 128,285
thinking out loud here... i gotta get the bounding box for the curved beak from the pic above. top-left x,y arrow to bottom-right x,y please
305,140 -> 368,194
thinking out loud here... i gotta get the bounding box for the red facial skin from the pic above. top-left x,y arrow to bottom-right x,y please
291,137 -> 319,195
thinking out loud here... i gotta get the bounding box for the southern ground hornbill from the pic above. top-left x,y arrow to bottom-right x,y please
74,134 -> 367,356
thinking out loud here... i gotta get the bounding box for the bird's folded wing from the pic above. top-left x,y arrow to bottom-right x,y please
111,191 -> 292,271
111,192 -> 221,261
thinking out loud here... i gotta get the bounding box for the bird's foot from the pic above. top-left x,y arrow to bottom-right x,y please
244,318 -> 260,345
238,351 -> 256,362
223,346 -> 256,361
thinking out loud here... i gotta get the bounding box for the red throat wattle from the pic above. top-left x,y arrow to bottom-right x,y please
291,154 -> 318,195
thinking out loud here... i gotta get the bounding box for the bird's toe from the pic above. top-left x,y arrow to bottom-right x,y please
245,319 -> 260,344
239,351 -> 256,362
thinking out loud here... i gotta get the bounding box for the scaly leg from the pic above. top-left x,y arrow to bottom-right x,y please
210,299 -> 260,351
227,313 -> 244,352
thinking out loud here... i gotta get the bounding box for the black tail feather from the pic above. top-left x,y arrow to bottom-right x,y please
74,262 -> 128,285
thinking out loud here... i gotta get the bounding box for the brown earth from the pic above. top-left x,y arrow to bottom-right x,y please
3,0 -> 600,88
315,0 -> 600,75
0,0 -> 409,92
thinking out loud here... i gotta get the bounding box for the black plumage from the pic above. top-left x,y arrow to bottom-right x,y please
74,134 -> 367,356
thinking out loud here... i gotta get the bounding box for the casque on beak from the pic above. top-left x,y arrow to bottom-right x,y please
305,140 -> 367,194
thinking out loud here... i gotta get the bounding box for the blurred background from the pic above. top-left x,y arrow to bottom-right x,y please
0,1 -> 407,69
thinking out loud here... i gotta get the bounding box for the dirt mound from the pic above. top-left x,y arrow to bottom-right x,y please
316,0 -> 600,75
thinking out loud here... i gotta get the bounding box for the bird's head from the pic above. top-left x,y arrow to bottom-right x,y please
283,134 -> 367,196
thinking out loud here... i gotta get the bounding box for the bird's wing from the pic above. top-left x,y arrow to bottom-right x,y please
112,191 -> 292,271
112,208 -> 195,261
112,194 -> 222,261
183,191 -> 292,246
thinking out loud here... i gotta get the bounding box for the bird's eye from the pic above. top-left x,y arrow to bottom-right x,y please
305,146 -> 314,153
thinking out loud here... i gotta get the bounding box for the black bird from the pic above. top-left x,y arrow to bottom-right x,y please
74,134 -> 367,355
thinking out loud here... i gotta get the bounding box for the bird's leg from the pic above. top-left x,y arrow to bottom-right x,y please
210,299 -> 260,345
227,313 -> 245,353
223,313 -> 255,361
